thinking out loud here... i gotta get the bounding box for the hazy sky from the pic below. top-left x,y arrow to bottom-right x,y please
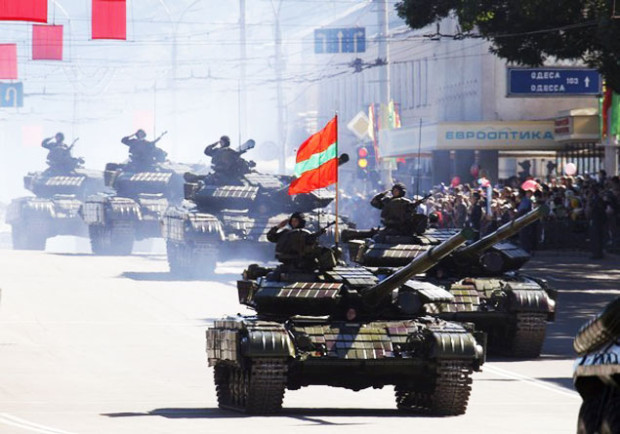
0,0 -> 375,201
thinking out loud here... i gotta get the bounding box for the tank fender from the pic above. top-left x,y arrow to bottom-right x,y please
429,329 -> 482,361
83,195 -> 141,224
206,320 -> 294,366
7,198 -> 55,222
505,285 -> 552,313
241,324 -> 295,358
6,198 -> 29,223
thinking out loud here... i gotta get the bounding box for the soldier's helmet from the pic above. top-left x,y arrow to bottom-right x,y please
220,135 -> 231,148
392,182 -> 406,197
55,132 -> 65,142
289,211 -> 306,228
136,129 -> 146,139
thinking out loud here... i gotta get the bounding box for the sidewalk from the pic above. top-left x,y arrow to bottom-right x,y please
522,253 -> 620,358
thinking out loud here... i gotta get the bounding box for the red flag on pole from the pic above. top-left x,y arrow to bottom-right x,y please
92,0 -> 126,40
0,44 -> 18,79
0,0 -> 47,23
32,25 -> 63,60
289,116 -> 338,195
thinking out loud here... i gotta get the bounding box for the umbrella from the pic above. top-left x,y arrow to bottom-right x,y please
521,179 -> 540,192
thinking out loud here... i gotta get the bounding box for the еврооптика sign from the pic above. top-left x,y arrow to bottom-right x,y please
436,121 -> 558,150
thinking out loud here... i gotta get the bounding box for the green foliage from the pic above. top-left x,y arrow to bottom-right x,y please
395,0 -> 620,91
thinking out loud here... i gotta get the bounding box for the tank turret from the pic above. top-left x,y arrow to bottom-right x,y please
572,297 -> 620,433
162,148 -> 351,277
439,205 -> 550,276
206,228 -> 485,416
362,228 -> 474,307
238,228 -> 473,319
81,152 -> 191,255
346,204 -> 555,358
7,166 -> 105,250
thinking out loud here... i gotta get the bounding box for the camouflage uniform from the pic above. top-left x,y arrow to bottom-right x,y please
42,135 -> 80,174
371,190 -> 416,235
122,132 -> 166,169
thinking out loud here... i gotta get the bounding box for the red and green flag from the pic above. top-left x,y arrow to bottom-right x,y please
289,116 -> 338,195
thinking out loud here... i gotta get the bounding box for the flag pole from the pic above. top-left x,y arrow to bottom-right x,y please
335,113 -> 339,245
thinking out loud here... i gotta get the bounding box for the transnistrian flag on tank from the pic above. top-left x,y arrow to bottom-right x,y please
289,116 -> 338,195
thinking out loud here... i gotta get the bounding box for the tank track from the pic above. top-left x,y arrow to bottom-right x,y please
214,358 -> 287,415
168,241 -> 218,278
395,360 -> 473,415
12,218 -> 48,250
89,221 -> 134,255
510,313 -> 547,358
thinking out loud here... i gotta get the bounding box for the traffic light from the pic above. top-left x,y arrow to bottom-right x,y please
357,146 -> 369,169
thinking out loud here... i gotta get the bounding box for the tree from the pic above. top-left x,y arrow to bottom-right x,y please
395,0 -> 620,91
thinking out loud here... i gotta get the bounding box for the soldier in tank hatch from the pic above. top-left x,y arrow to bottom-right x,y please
267,212 -> 328,272
370,183 -> 427,236
121,129 -> 167,169
204,135 -> 256,181
42,132 -> 83,174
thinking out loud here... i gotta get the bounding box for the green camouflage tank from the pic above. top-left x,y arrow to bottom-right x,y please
206,229 -> 485,415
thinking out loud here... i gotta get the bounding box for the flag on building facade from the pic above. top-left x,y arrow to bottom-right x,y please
32,25 -> 63,60
601,86 -> 612,138
0,0 -> 47,23
92,0 -> 126,40
0,44 -> 18,79
289,116 -> 338,195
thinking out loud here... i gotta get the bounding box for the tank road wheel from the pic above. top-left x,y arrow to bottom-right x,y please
395,360 -> 473,415
577,396 -> 604,434
510,313 -> 547,358
214,358 -> 287,415
89,222 -> 135,255
11,221 -> 47,251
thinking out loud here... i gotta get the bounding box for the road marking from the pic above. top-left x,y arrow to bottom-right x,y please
484,364 -> 581,400
0,413 -> 77,434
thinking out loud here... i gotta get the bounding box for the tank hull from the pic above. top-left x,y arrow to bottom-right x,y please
7,170 -> 105,250
162,205 -> 348,277
82,164 -> 185,255
573,297 -> 620,433
426,274 -> 555,358
207,315 -> 481,415
347,227 -> 556,358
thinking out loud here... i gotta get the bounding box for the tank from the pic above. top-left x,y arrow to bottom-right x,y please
81,154 -> 188,255
346,205 -> 556,358
6,161 -> 105,250
206,229 -> 485,415
162,141 -> 348,277
573,297 -> 620,434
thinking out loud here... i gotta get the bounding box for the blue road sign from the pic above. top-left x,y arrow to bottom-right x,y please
0,82 -> 23,107
507,68 -> 601,97
314,28 -> 365,54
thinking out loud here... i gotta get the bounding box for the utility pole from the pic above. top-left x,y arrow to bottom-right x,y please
273,0 -> 286,173
376,0 -> 391,183
377,0 -> 390,105
239,0 -> 247,145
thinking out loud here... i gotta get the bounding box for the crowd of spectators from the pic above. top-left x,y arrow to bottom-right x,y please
340,170 -> 620,258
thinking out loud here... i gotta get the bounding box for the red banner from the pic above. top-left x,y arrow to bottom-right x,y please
0,0 -> 47,23
92,0 -> 126,40
32,25 -> 63,60
0,44 -> 18,79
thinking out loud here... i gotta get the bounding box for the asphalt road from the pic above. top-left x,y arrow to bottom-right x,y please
0,242 -> 618,434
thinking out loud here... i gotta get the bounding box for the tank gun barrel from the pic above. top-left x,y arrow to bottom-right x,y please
362,228 -> 474,306
457,205 -> 549,258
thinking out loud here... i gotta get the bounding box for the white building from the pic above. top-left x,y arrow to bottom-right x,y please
286,1 -> 608,190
